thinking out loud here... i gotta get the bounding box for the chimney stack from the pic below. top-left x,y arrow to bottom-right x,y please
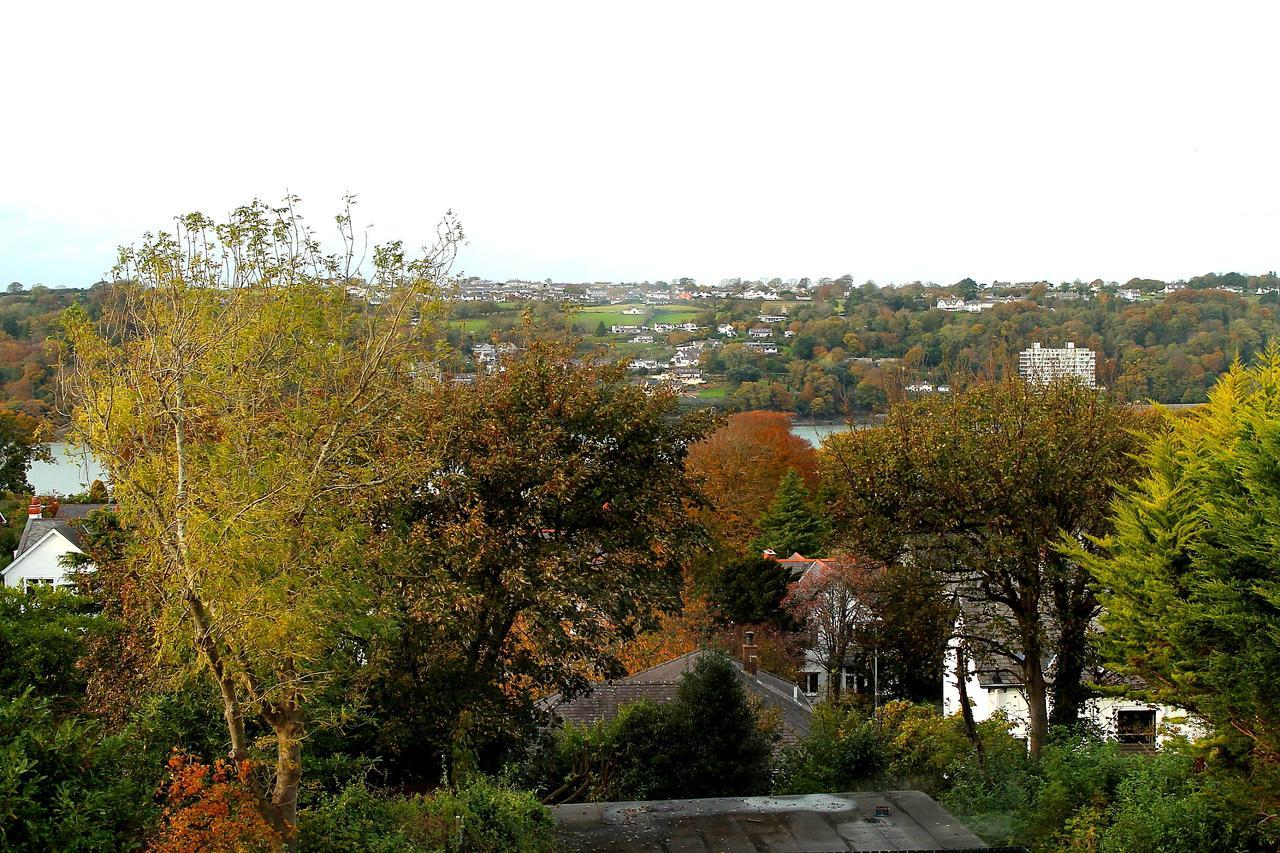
742,630 -> 758,677
27,498 -> 41,519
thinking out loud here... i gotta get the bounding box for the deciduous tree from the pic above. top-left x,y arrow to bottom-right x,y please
783,558 -> 874,701
59,197 -> 458,844
0,408 -> 48,494
823,378 -> 1149,756
362,335 -> 713,783
685,412 -> 817,550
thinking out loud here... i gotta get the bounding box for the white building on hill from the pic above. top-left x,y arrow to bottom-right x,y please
1018,342 -> 1097,387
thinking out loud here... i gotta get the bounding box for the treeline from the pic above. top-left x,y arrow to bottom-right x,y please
0,283 -> 116,419
438,272 -> 1280,417
718,280 -> 1279,415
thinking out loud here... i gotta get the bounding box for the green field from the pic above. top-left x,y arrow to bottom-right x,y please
578,304 -> 703,328
448,303 -> 703,334
450,317 -> 497,332
697,386 -> 729,399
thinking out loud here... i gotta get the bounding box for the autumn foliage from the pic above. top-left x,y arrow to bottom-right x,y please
615,587 -> 714,675
685,411 -> 818,549
150,753 -> 280,853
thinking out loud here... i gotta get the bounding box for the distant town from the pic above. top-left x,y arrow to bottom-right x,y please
442,270 -> 1279,412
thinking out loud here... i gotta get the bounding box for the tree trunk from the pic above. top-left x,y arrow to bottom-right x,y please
1049,573 -> 1094,730
268,705 -> 304,851
954,640 -> 984,761
1023,651 -> 1049,760
187,595 -> 252,764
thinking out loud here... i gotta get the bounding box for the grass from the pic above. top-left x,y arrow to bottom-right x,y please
450,318 -> 499,332
447,302 -> 704,335
576,303 -> 703,327
698,386 -> 729,399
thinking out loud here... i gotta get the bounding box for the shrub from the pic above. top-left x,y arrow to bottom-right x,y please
297,782 -> 418,853
150,753 -> 281,852
0,691 -> 159,851
299,779 -> 554,853
772,702 -> 885,794
874,700 -> 972,794
928,713 -> 1035,845
0,586 -> 102,702
1023,731 -> 1132,842
1096,748 -> 1228,853
526,651 -> 775,803
412,778 -> 554,852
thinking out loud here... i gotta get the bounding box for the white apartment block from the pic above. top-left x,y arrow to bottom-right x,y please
1018,342 -> 1096,387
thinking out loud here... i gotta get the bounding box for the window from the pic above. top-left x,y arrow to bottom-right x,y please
801,672 -> 820,695
24,578 -> 54,590
843,666 -> 858,693
1117,709 -> 1157,745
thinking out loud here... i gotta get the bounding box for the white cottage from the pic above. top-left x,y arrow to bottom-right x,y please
1,499 -> 109,590
942,623 -> 1199,749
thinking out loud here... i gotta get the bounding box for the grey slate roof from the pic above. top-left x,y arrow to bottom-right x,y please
14,504 -> 112,559
553,790 -> 990,851
54,503 -> 112,520
543,650 -> 814,744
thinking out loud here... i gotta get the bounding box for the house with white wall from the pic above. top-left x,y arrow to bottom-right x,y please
941,623 -> 1199,749
1,499 -> 109,590
776,553 -> 878,699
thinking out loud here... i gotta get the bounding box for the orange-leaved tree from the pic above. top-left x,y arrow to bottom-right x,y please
685,411 -> 818,552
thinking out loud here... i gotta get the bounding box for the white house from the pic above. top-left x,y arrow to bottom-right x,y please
717,323 -> 737,336
780,554 -> 878,699
622,306 -> 645,316
1,500 -> 109,590
942,620 -> 1199,749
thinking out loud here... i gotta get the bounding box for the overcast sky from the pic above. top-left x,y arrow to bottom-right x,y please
2,2 -> 1277,287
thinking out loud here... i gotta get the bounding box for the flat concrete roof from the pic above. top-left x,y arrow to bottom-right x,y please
553,790 -> 989,851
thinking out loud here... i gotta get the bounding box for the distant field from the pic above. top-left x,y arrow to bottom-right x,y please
698,386 -> 729,399
447,302 -> 703,334
450,317 -> 497,332
578,304 -> 703,328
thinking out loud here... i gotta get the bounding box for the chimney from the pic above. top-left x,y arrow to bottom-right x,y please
27,498 -> 41,520
742,630 -> 758,677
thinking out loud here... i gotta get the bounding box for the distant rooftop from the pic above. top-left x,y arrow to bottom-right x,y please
553,791 -> 991,851
15,503 -> 112,558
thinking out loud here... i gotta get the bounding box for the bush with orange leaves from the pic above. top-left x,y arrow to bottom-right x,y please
149,752 -> 281,852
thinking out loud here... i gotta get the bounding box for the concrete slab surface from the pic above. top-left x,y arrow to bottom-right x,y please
553,790 -> 990,851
